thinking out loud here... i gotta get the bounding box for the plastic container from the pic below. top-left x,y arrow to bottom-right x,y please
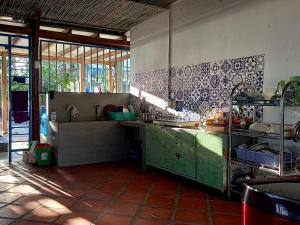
106,112 -> 137,121
236,147 -> 292,168
35,144 -> 51,166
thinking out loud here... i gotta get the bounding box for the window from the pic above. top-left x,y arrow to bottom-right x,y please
40,40 -> 131,94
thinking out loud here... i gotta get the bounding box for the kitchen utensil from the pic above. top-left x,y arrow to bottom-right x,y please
142,113 -> 153,123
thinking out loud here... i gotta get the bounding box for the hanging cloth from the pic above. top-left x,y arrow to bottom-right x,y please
11,91 -> 28,111
12,111 -> 29,124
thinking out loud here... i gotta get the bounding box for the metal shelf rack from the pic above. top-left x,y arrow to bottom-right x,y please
227,80 -> 300,197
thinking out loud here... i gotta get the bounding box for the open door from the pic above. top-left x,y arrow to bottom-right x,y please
0,33 -> 32,162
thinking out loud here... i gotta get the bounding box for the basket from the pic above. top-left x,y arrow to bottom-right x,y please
35,144 -> 51,166
106,112 -> 137,121
236,147 -> 292,169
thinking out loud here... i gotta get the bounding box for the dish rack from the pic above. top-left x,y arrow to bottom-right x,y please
227,80 -> 300,197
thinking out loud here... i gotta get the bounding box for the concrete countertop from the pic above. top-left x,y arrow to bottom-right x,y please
120,120 -> 226,136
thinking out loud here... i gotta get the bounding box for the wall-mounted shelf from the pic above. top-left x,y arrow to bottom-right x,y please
227,80 -> 300,197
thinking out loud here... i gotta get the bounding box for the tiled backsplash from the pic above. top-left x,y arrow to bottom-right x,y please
130,54 -> 264,121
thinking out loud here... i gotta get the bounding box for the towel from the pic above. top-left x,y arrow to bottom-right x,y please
12,111 -> 29,124
12,91 -> 28,111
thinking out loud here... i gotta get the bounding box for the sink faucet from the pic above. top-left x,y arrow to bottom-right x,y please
66,105 -> 79,122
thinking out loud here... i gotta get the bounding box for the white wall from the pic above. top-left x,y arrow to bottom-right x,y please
131,0 -> 300,89
131,11 -> 169,74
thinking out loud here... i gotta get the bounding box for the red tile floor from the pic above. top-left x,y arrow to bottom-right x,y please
0,161 -> 242,225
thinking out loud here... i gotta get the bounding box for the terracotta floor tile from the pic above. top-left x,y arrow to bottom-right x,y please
151,185 -> 177,197
175,209 -> 209,224
210,200 -> 242,214
212,213 -> 242,225
72,199 -> 107,212
97,184 -> 124,193
0,183 -> 16,191
178,198 -> 207,211
135,218 -> 170,225
41,196 -> 76,209
179,185 -> 206,199
125,185 -> 149,194
23,207 -> 71,223
130,176 -> 153,186
95,214 -> 132,225
105,202 -> 139,216
14,195 -> 49,207
0,205 -> 34,219
139,206 -> 172,221
55,211 -> 98,225
146,195 -> 175,208
0,192 -> 22,203
7,184 -> 40,195
116,193 -> 145,204
2,176 -> 26,184
0,218 -> 14,225
83,190 -> 115,201
12,220 -> 47,225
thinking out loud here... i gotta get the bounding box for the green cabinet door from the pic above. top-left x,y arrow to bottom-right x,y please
196,132 -> 226,192
161,127 -> 197,178
160,127 -> 178,171
176,140 -> 197,178
145,125 -> 163,168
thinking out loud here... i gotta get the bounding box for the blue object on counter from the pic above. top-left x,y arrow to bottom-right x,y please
106,112 -> 137,121
236,147 -> 293,168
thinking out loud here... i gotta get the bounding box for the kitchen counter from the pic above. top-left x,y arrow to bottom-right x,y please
47,121 -> 125,167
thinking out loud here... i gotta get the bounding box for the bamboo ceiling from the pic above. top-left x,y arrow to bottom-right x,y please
0,0 -> 177,33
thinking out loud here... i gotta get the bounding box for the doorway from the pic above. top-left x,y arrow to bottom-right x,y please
0,33 -> 32,162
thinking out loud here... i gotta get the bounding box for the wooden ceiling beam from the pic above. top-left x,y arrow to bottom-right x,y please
0,23 -> 32,35
0,24 -> 130,49
39,30 -> 130,49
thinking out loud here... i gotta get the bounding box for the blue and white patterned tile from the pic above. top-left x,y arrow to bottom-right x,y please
210,62 -> 222,75
170,67 -> 177,78
199,75 -> 211,89
169,90 -> 176,101
231,73 -> 243,86
176,89 -> 184,101
231,58 -> 246,73
199,101 -> 210,115
200,63 -> 210,76
177,66 -> 184,77
257,55 -> 264,71
132,54 -> 264,120
210,74 -> 221,89
221,60 -> 232,74
175,101 -> 184,112
190,89 -> 201,102
190,75 -> 201,89
200,88 -> 210,102
184,65 -> 193,78
192,64 -> 201,76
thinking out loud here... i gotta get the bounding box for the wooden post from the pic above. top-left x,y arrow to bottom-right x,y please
1,52 -> 8,134
80,59 -> 85,92
29,18 -> 40,142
